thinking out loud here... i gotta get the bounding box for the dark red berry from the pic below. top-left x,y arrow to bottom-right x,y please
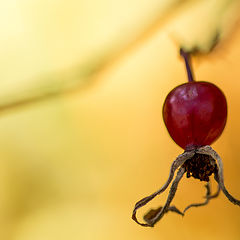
132,49 -> 239,228
162,51 -> 227,150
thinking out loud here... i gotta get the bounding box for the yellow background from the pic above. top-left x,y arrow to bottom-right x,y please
0,0 -> 240,239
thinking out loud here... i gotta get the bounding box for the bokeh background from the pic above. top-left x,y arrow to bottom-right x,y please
0,0 -> 240,239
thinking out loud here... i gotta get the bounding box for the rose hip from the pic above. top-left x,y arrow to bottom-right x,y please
132,48 -> 240,227
162,81 -> 227,150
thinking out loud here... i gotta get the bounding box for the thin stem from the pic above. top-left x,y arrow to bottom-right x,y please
180,48 -> 195,82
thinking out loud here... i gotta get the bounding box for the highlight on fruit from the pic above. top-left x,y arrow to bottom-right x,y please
132,48 -> 240,227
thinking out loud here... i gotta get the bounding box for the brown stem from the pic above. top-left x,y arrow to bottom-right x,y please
180,48 -> 195,82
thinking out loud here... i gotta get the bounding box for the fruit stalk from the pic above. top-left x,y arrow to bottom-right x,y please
180,48 -> 195,82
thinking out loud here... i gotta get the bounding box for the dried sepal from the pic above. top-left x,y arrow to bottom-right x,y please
132,145 -> 240,227
183,180 -> 220,214
132,151 -> 194,227
197,146 -> 240,205
208,182 -> 221,200
144,205 -> 183,224
144,167 -> 185,227
183,182 -> 211,213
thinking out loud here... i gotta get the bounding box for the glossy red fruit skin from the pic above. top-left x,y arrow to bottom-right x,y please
162,81 -> 227,150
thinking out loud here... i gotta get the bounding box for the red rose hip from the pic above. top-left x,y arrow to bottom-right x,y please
132,48 -> 240,228
163,81 -> 227,150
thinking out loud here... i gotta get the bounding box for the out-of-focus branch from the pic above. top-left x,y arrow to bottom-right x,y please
175,0 -> 240,55
0,0 -> 239,114
0,0 -> 189,114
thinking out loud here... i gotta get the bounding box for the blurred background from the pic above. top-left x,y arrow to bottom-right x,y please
0,0 -> 240,239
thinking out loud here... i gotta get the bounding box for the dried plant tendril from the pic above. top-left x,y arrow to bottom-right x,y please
132,48 -> 240,227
